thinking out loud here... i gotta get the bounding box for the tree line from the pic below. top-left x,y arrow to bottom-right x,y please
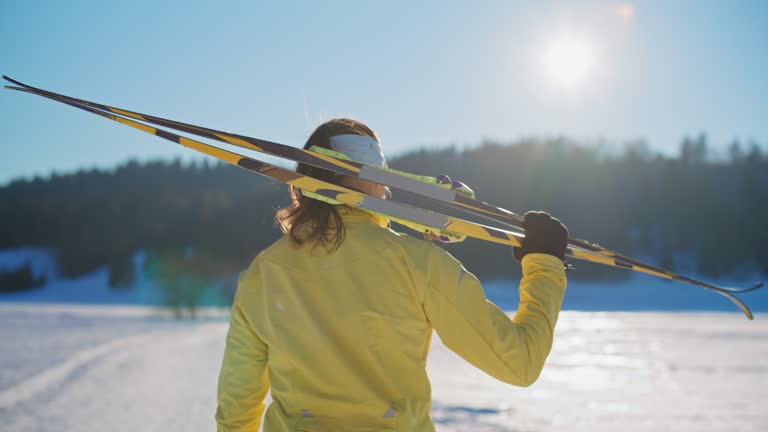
1,135 -> 766,294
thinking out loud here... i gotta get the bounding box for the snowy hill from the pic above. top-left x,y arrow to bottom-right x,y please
0,248 -> 234,311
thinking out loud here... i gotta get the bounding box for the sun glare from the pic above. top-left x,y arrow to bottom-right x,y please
544,38 -> 595,87
616,3 -> 635,23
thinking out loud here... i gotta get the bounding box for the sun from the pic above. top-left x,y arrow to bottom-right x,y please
544,37 -> 595,87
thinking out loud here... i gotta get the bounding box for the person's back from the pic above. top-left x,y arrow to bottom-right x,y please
216,118 -> 568,431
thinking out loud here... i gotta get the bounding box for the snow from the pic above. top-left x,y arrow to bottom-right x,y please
0,249 -> 230,306
1,304 -> 766,431
0,247 -> 58,281
428,312 -> 768,431
2,246 -> 767,430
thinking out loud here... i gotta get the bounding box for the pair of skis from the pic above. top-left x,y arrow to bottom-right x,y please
3,76 -> 763,319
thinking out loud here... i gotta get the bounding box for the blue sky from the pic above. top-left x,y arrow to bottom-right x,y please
1,0 -> 766,185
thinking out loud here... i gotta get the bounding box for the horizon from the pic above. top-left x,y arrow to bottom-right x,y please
0,131 -> 759,187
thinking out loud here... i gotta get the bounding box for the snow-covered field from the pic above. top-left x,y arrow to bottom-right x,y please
1,303 -> 765,432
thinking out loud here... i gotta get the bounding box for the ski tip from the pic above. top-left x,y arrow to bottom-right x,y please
734,296 -> 754,321
2,76 -> 27,88
718,289 -> 754,320
716,280 -> 765,294
740,281 -> 765,294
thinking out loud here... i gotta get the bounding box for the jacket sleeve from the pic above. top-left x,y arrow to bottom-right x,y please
421,250 -> 566,387
216,272 -> 270,431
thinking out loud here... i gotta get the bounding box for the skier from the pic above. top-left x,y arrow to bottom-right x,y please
215,118 -> 568,431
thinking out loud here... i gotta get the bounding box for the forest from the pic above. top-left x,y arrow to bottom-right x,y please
1,134 -> 766,293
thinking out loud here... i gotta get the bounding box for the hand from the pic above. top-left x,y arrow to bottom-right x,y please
513,211 -> 569,262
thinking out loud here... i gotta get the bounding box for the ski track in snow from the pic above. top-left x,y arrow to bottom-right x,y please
1,304 -> 767,431
0,330 -> 156,409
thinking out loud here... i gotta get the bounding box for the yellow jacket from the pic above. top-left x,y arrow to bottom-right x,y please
216,208 -> 567,431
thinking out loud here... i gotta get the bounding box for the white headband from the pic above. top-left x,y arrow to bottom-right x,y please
329,134 -> 388,168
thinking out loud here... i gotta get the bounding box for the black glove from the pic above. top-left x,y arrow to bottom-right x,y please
513,211 -> 569,262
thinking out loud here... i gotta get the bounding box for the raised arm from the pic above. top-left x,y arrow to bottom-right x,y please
421,212 -> 568,386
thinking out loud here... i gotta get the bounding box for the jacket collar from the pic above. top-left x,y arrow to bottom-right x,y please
337,206 -> 389,228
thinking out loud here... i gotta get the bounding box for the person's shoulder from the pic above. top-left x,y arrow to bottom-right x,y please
377,225 -> 450,261
241,235 -> 295,277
